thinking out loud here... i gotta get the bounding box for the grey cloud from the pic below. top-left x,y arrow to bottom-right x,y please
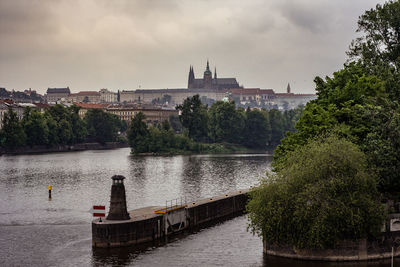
276,1 -> 337,34
99,0 -> 181,19
0,0 -> 390,94
0,0 -> 57,35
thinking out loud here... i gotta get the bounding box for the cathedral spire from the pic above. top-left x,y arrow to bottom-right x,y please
204,60 -> 211,75
214,67 -> 217,79
188,65 -> 195,88
287,82 -> 291,94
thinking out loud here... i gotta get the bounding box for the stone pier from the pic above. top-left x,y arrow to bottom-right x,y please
92,175 -> 249,248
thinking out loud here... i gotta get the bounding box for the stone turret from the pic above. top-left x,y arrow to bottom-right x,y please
106,175 -> 130,220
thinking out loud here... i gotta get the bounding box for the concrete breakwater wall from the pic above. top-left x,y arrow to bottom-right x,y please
92,185 -> 249,248
263,213 -> 400,261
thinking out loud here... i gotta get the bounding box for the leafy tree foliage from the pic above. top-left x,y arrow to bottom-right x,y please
127,112 -> 150,154
127,112 -> 204,154
69,105 -> 87,143
176,95 -> 208,141
348,0 -> 400,100
176,95 -> 302,150
0,104 -> 126,150
21,107 -> 49,146
348,0 -> 400,70
44,104 -> 86,145
242,108 -> 270,148
273,63 -> 387,169
273,1 -> 400,195
169,115 -> 182,133
208,101 -> 245,144
268,109 -> 285,147
247,134 -> 385,249
85,109 -> 121,144
0,107 -> 26,149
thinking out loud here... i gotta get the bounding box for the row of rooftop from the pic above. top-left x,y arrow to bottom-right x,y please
0,84 -> 316,111
1,61 -> 316,110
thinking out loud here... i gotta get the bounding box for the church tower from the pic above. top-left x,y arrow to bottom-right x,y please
203,60 -> 212,88
188,65 -> 195,88
287,83 -> 291,94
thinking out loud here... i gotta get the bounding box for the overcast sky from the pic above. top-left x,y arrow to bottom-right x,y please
0,0 -> 386,94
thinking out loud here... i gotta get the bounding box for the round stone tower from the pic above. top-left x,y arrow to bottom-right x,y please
106,175 -> 131,220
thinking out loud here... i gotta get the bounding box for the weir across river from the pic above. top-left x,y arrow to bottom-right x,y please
92,175 -> 249,248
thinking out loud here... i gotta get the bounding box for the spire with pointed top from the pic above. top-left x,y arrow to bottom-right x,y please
214,67 -> 217,80
204,60 -> 212,75
188,65 -> 195,88
287,83 -> 291,94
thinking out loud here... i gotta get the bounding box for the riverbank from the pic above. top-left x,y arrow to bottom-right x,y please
133,142 -> 273,156
0,142 -> 129,155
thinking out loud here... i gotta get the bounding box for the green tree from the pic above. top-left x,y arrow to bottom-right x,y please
69,105 -> 87,143
21,107 -> 49,146
177,95 -> 208,141
169,114 -> 182,132
348,0 -> 400,70
85,109 -> 120,144
347,0 -> 400,99
268,109 -> 284,147
127,112 -> 149,154
58,119 -> 73,145
0,107 -> 26,149
243,108 -> 270,148
44,104 -> 87,145
44,113 -> 59,146
208,101 -> 245,144
247,134 -> 385,249
273,63 -> 386,171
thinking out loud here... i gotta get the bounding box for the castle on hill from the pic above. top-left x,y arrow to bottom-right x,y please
187,60 -> 241,90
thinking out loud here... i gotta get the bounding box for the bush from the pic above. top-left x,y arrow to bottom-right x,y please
247,134 -> 385,249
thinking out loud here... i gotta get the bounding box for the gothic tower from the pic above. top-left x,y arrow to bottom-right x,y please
188,65 -> 195,88
287,83 -> 291,94
203,60 -> 212,88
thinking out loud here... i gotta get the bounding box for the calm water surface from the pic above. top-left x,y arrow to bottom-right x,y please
0,148 -> 396,266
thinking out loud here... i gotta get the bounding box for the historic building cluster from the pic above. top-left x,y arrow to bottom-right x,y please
0,60 -> 316,129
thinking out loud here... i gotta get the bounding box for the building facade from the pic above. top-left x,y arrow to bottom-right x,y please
99,89 -> 118,103
46,87 -> 71,102
68,91 -> 100,103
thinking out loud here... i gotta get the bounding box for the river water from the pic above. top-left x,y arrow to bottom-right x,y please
0,148 -> 396,266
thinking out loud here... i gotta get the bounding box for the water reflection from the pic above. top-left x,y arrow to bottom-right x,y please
263,255 -> 396,267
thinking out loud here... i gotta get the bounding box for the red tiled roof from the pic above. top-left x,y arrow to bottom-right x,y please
0,99 -> 14,104
259,89 -> 275,94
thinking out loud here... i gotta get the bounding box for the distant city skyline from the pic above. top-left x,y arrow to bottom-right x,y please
0,0 -> 386,94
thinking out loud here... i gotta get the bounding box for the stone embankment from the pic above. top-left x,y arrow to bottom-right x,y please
92,175 -> 249,248
264,213 -> 400,261
0,142 -> 128,155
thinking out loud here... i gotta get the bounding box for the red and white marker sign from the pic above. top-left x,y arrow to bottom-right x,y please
92,205 -> 106,217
